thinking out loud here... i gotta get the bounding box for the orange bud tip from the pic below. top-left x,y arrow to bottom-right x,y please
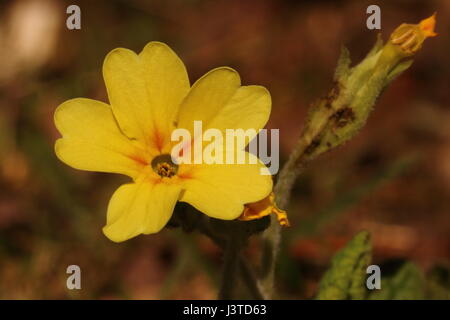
419,13 -> 438,38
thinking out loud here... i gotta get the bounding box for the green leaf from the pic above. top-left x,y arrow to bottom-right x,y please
370,262 -> 425,300
316,231 -> 372,300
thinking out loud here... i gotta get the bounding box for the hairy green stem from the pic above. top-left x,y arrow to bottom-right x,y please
259,132 -> 312,298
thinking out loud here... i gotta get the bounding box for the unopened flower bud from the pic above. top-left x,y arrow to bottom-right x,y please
298,14 -> 438,161
390,13 -> 437,56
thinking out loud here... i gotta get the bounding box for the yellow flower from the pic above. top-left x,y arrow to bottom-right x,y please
54,42 -> 273,242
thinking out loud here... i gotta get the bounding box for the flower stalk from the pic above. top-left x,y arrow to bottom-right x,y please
259,14 -> 437,298
218,230 -> 241,299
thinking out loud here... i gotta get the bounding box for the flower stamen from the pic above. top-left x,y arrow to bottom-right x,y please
151,154 -> 178,178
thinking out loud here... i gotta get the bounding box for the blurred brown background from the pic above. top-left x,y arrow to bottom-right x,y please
0,0 -> 449,299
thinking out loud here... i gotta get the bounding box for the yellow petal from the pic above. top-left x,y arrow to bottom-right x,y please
103,42 -> 189,151
176,67 -> 240,135
177,68 -> 271,142
54,98 -> 147,178
103,181 -> 181,242
207,85 -> 271,134
140,42 -> 191,135
179,154 -> 272,220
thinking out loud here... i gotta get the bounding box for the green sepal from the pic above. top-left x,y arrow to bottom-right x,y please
334,46 -> 351,82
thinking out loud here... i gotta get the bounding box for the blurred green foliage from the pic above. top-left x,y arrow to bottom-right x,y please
316,231 -> 371,300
